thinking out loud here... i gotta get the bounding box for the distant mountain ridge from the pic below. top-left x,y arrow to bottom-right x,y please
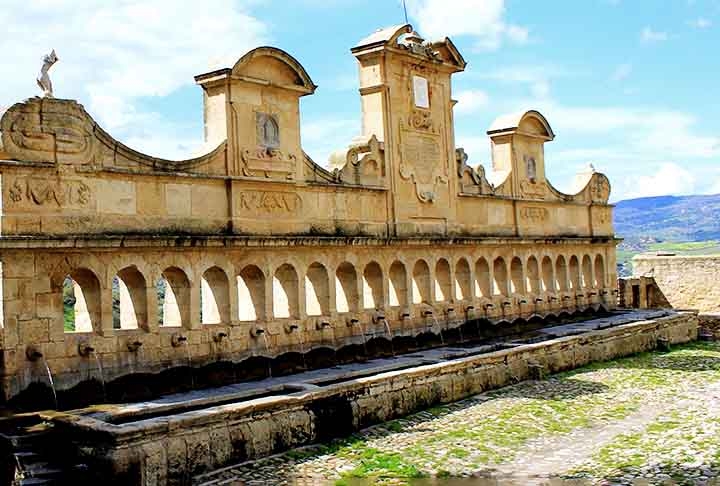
614,193 -> 720,242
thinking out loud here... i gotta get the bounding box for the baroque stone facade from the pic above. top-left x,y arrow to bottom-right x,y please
0,24 -> 617,402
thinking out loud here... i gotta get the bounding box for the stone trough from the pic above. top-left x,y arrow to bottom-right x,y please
27,310 -> 697,485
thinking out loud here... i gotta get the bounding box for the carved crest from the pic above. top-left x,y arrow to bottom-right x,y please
399,122 -> 447,203
241,148 -> 296,180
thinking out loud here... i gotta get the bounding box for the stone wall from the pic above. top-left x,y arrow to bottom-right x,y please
47,312 -> 698,485
633,255 -> 720,313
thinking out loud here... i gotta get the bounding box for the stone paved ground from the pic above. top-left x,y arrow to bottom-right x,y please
195,342 -> 720,486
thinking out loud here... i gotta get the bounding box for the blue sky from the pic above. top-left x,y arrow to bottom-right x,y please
1,0 -> 719,201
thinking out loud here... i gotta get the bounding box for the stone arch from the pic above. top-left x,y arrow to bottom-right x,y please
412,259 -> 432,304
305,262 -> 330,316
594,255 -> 606,288
388,261 -> 408,308
555,256 -> 568,291
526,256 -> 541,294
493,257 -> 509,296
158,266 -> 191,328
541,256 -> 554,292
569,256 -> 581,290
454,258 -> 472,301
200,266 -> 230,324
63,268 -> 102,333
238,265 -> 265,321
475,257 -> 492,298
273,263 -> 299,319
510,257 -> 524,294
112,266 -> 148,331
335,262 -> 359,313
581,255 -> 593,289
363,261 -> 384,310
435,258 -> 452,302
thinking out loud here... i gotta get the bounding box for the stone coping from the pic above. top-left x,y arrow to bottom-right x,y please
44,310 -> 689,447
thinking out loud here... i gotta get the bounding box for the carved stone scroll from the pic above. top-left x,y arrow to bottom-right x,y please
238,191 -> 302,215
241,148 -> 296,180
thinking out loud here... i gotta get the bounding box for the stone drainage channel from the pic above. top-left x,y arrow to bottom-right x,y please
1,309 -> 695,485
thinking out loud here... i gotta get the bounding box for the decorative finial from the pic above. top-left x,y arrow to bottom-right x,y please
36,49 -> 59,98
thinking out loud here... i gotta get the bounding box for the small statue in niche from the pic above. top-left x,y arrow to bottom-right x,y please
37,49 -> 59,98
257,113 -> 280,153
526,156 -> 537,183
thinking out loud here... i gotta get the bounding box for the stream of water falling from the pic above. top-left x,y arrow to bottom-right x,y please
42,358 -> 58,410
382,320 -> 395,357
94,353 -> 107,402
431,315 -> 444,345
297,330 -> 307,370
359,322 -> 368,356
185,345 -> 195,389
261,333 -> 272,378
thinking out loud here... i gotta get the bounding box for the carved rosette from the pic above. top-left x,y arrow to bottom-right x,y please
0,97 -> 96,164
590,174 -> 611,203
241,148 -> 296,180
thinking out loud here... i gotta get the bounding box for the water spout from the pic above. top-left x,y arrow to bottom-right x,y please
213,332 -> 228,343
171,333 -> 188,347
127,340 -> 143,352
78,342 -> 95,357
25,346 -> 43,362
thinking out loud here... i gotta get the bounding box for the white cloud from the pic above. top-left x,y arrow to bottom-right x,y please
618,163 -> 696,199
610,63 -> 632,82
301,118 -> 360,166
688,17 -> 712,29
641,26 -> 669,43
454,89 -> 490,114
0,0 -> 267,159
405,0 -> 529,51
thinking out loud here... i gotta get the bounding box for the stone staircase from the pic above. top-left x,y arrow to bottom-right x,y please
0,416 -> 91,485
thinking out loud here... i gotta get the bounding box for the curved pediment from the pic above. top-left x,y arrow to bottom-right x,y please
488,110 -> 555,141
232,47 -> 316,94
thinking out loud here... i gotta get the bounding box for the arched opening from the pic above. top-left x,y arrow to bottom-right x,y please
388,261 -> 408,307
305,262 -> 330,316
335,262 -> 359,313
541,256 -> 554,292
158,267 -> 191,328
435,259 -> 452,302
455,258 -> 472,301
526,256 -> 541,294
569,256 -> 581,290
581,255 -> 593,289
112,266 -> 147,330
273,264 -> 299,319
200,266 -> 230,324
594,255 -> 606,288
363,262 -> 384,310
493,257 -> 509,296
475,258 -> 491,298
63,269 -> 101,333
510,257 -> 524,294
412,260 -> 432,304
555,256 -> 568,291
238,265 -> 265,321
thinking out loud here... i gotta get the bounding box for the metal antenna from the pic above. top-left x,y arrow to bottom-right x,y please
402,0 -> 409,24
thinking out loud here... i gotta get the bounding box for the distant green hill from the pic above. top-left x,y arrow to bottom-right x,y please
613,193 -> 720,276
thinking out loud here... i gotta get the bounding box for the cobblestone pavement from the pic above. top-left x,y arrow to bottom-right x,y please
195,342 -> 720,486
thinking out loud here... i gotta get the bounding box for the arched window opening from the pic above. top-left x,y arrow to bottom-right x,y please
63,269 -> 101,333
541,256 -> 554,292
363,262 -> 384,310
581,255 -> 593,289
158,267 -> 191,328
455,258 -> 472,301
594,255 -> 606,289
200,266 -> 230,324
412,260 -> 432,304
526,257 -> 541,294
435,259 -> 452,302
273,264 -> 299,319
388,261 -> 408,308
510,257 -> 524,294
112,266 -> 147,331
238,265 -> 265,321
335,262 -> 359,313
493,257 -> 509,297
475,258 -> 491,298
555,256 -> 569,292
305,262 -> 330,316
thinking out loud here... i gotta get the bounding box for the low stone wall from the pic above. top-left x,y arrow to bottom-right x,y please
633,255 -> 720,313
48,312 -> 698,485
